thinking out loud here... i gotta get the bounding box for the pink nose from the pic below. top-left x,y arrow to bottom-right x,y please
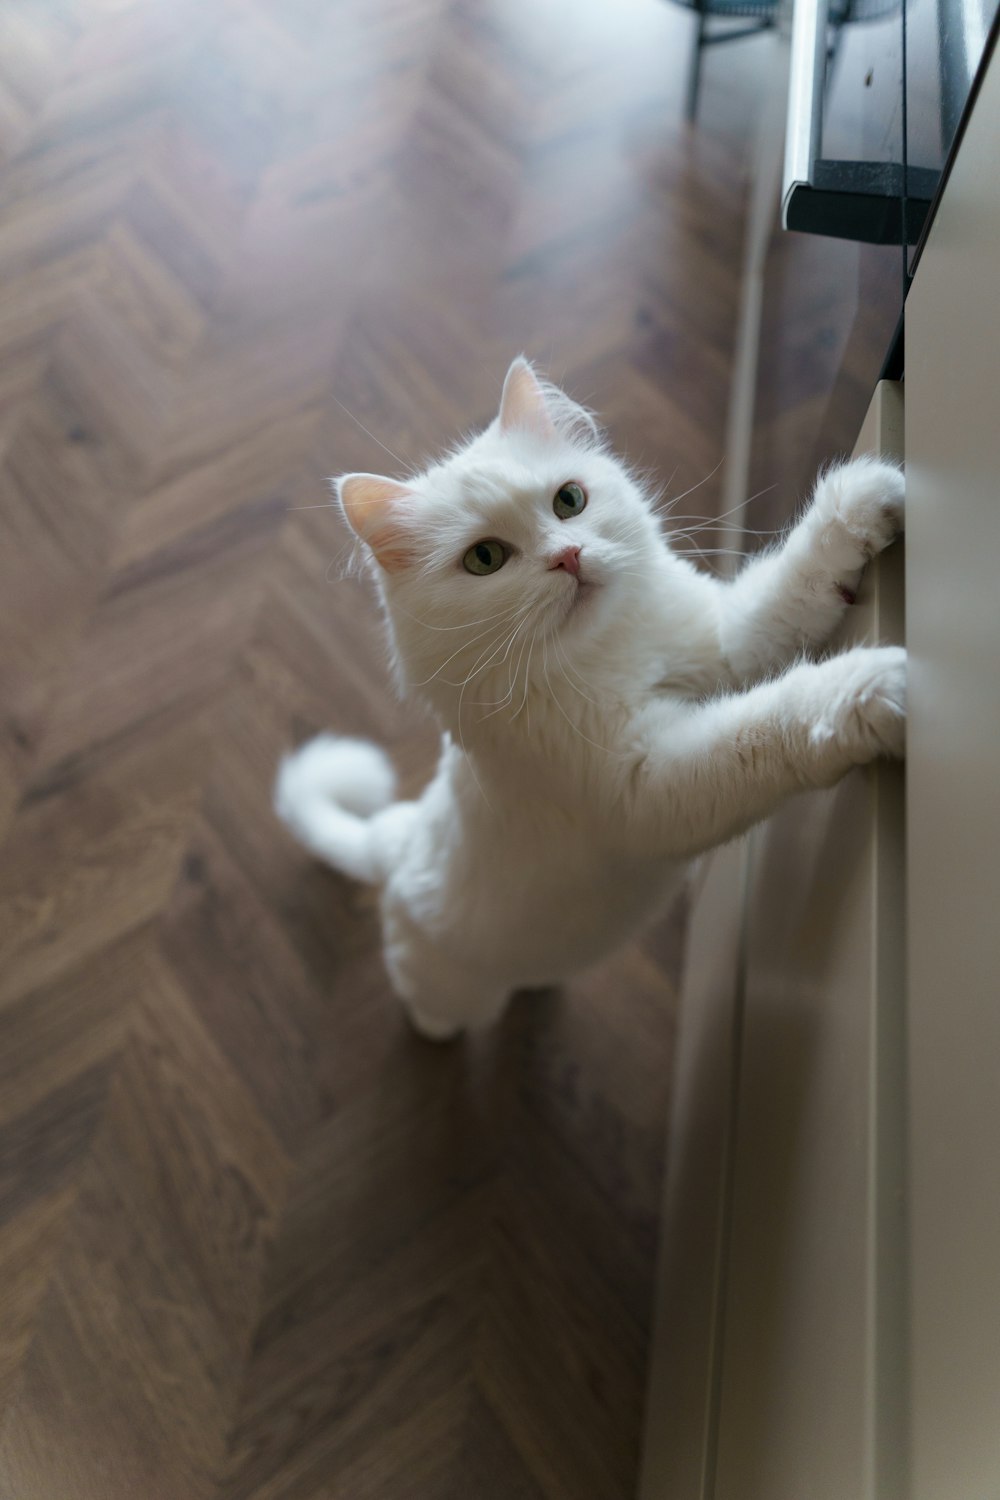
549,545 -> 582,578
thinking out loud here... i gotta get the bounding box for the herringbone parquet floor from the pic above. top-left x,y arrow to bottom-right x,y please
0,2 -> 765,1495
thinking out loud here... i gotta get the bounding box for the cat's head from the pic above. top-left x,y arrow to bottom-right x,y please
334,358 -> 665,709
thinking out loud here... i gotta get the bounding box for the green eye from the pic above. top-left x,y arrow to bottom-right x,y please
463,539 -> 508,576
554,482 -> 587,519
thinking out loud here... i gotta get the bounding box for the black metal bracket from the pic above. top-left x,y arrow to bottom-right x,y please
784,161 -> 940,244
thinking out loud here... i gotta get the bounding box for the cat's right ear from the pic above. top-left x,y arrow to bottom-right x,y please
335,474 -> 416,574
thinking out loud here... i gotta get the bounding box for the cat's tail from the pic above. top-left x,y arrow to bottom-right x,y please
273,734 -> 397,885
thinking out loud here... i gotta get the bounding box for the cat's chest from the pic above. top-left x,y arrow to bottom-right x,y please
387,755 -> 685,983
457,787 -> 674,923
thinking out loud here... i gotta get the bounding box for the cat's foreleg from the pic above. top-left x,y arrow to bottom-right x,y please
717,458 -> 904,682
632,644 -> 905,858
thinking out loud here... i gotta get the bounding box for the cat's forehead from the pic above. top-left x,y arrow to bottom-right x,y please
422,453 -> 567,513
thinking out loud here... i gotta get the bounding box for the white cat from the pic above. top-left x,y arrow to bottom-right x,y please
275,358 -> 905,1038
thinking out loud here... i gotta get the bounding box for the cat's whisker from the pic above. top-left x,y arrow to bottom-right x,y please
324,542 -> 356,584
542,642 -> 623,758
509,627 -> 539,724
502,619 -> 534,720
438,611 -> 528,690
505,609 -> 539,714
456,667 -> 494,812
476,615 -> 535,714
652,456 -> 725,519
550,648 -> 593,712
460,605 -> 535,690
669,517 -> 781,539
410,608 -> 528,688
674,546 -> 755,560
330,395 -> 410,470
453,617 -> 536,815
457,606 -> 533,805
451,628 -> 525,701
663,484 -> 781,536
473,627 -> 527,708
611,515 -> 660,544
395,601 -> 523,633
476,614 -> 535,710
477,687 -> 517,717
606,568 -> 669,584
552,633 -> 602,707
504,616 -> 530,702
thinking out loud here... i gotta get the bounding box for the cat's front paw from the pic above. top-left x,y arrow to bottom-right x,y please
813,458 -> 904,579
811,645 -> 906,761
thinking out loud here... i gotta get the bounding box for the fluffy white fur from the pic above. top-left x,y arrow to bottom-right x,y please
274,358 -> 905,1038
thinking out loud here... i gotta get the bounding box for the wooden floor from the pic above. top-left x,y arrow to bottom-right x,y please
0,3 -> 764,1496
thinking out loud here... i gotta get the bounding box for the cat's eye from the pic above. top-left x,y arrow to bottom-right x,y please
463,539 -> 508,576
554,482 -> 587,519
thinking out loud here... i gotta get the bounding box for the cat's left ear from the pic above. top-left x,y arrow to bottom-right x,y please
498,356 -> 599,446
336,473 -> 416,573
498,357 -> 556,439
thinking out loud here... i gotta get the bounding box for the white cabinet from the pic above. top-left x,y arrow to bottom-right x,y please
713,381 -> 906,1500
642,383 -> 905,1500
641,36 -> 1000,1500
903,49 -> 1000,1500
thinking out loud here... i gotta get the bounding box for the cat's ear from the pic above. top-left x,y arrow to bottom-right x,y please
498,357 -> 599,445
498,357 -> 556,439
336,473 -> 416,574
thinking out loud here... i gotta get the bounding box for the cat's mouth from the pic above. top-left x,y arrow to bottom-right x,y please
555,573 -> 598,623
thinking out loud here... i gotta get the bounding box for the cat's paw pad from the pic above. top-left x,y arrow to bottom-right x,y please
820,457 -> 905,561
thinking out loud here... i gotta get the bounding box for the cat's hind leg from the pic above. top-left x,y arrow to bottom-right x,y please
382,912 -> 508,1040
718,457 -> 904,682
